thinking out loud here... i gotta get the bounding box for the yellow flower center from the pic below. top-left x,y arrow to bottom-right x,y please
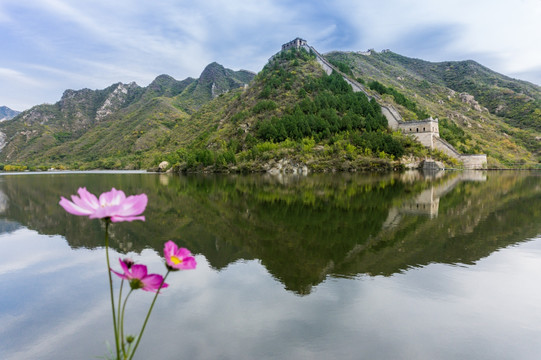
170,255 -> 182,265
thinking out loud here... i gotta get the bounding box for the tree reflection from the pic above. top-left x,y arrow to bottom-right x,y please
0,170 -> 539,295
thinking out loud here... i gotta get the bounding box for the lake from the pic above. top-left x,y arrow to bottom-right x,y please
0,170 -> 540,360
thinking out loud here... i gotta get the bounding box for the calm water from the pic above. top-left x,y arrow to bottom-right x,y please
0,170 -> 541,360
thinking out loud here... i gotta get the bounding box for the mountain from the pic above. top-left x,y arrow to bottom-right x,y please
0,40 -> 539,171
354,52 -> 541,131
173,62 -> 256,113
323,50 -> 541,165
0,63 -> 254,168
0,82 -> 145,163
0,106 -> 20,121
160,46 -> 539,172
142,74 -> 196,100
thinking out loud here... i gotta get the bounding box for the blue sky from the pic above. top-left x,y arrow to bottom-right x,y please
1,0 -> 540,111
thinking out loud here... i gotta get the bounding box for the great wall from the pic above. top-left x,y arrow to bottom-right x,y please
281,38 -> 487,170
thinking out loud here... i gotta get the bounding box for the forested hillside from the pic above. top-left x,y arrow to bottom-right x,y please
157,48 -> 442,173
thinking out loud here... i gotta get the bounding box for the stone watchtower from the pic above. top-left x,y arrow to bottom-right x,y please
397,117 -> 440,149
282,38 -> 308,51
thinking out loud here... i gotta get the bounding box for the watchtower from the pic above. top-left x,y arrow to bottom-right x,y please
282,38 -> 307,51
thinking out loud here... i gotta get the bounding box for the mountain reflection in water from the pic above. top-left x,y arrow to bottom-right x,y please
0,170 -> 539,295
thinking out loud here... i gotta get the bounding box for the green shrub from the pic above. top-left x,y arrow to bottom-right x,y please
252,100 -> 277,114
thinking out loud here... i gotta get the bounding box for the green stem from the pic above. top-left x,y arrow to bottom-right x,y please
120,289 -> 134,360
127,270 -> 170,360
117,280 -> 125,357
104,219 -> 120,360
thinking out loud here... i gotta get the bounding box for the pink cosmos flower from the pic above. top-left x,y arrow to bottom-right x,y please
59,187 -> 147,222
111,258 -> 168,292
163,241 -> 197,271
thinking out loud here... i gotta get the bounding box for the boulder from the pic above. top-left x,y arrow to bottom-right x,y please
158,161 -> 170,171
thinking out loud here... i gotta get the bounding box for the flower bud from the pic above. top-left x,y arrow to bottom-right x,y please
123,258 -> 135,269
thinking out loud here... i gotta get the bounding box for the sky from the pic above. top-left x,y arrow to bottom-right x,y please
1,0 -> 540,111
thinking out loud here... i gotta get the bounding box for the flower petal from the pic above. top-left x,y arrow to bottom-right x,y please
88,204 -> 123,220
164,240 -> 178,258
175,247 -> 192,258
141,274 -> 168,292
111,268 -> 128,280
99,188 -> 126,207
59,197 -> 94,216
114,194 -> 148,217
119,258 -> 130,273
178,256 -> 197,270
76,187 -> 99,209
71,196 -> 97,213
130,264 -> 148,280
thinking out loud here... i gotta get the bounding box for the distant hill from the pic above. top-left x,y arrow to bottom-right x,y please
0,63 -> 254,168
0,40 -> 539,171
0,106 -> 20,121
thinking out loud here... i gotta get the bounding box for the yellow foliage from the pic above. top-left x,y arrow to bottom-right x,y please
4,164 -> 28,172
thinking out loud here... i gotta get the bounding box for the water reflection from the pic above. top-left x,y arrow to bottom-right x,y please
0,171 -> 539,295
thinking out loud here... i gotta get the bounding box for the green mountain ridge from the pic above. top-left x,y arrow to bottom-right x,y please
143,74 -> 196,100
173,62 -> 256,114
324,50 -> 540,166
0,41 -> 539,171
0,63 -> 255,169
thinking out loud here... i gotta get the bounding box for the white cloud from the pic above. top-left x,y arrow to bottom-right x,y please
0,67 -> 41,86
1,0 -> 540,109
331,0 -> 541,83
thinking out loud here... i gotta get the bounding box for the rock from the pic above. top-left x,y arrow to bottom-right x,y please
459,92 -> 484,112
240,123 -> 250,133
0,131 -> 6,151
265,158 -> 308,175
449,112 -> 473,127
495,104 -> 506,113
401,155 -> 422,170
158,161 -> 170,171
